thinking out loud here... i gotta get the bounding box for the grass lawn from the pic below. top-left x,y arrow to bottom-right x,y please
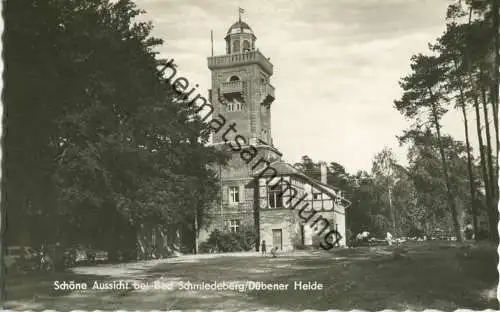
4,241 -> 498,310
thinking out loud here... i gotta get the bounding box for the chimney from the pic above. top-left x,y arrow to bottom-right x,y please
320,161 -> 327,184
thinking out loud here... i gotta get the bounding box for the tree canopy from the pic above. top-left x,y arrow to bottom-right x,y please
4,0 -> 227,247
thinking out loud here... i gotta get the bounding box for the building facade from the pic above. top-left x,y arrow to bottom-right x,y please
199,19 -> 350,251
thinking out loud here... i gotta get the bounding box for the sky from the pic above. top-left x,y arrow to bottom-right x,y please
134,0 -> 475,174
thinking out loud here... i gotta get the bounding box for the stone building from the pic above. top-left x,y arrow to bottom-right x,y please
199,18 -> 351,251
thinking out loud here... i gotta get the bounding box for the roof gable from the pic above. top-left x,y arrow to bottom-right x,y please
253,160 -> 351,208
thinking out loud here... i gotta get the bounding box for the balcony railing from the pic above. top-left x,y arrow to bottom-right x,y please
223,201 -> 253,211
208,50 -> 273,75
220,80 -> 244,95
261,83 -> 275,106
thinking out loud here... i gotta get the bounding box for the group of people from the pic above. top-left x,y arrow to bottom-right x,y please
258,232 -> 397,255
353,231 -> 397,246
260,240 -> 278,257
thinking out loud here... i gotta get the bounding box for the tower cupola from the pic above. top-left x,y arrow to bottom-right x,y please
225,20 -> 256,54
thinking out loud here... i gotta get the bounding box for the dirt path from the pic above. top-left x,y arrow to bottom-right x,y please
4,243 -> 497,310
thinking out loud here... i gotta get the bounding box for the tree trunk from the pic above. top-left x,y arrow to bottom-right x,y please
480,75 -> 499,241
493,0 -> 500,243
194,209 -> 199,254
472,89 -> 495,237
459,91 -> 479,238
387,177 -> 396,236
464,6 -> 497,241
428,89 -> 463,242
453,59 -> 479,238
492,0 -> 499,163
479,70 -> 496,202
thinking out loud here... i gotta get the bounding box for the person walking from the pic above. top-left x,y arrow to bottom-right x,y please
261,240 -> 266,256
53,242 -> 63,271
386,232 -> 393,246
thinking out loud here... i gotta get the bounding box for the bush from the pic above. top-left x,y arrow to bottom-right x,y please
200,227 -> 257,253
476,228 -> 491,241
199,241 -> 215,253
406,226 -> 425,239
239,226 -> 257,250
293,244 -> 308,250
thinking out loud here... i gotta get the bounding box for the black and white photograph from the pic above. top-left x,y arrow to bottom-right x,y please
1,0 -> 499,310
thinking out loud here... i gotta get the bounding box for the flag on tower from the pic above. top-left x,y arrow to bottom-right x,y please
239,7 -> 245,22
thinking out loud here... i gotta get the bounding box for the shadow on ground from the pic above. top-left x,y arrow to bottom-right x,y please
4,241 -> 498,310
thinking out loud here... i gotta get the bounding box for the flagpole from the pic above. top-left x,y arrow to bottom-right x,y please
210,30 -> 214,57
238,8 -> 244,32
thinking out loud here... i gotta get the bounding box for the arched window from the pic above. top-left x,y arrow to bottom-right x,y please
229,75 -> 240,82
232,40 -> 240,53
242,40 -> 250,52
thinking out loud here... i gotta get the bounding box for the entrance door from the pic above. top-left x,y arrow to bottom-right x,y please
272,229 -> 282,250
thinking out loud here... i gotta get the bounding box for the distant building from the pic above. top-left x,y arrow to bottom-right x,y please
199,18 -> 351,251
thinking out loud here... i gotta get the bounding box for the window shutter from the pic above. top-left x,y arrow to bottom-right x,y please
239,185 -> 245,203
259,178 -> 268,209
222,185 -> 228,204
282,183 -> 291,208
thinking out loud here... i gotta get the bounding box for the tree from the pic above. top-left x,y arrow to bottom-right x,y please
435,1 -> 499,240
394,54 -> 464,242
401,130 -> 479,237
3,0 -> 227,252
433,20 -> 480,238
371,147 -> 399,235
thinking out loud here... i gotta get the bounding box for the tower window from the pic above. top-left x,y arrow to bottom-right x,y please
242,40 -> 250,52
227,100 -> 242,112
232,40 -> 240,53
